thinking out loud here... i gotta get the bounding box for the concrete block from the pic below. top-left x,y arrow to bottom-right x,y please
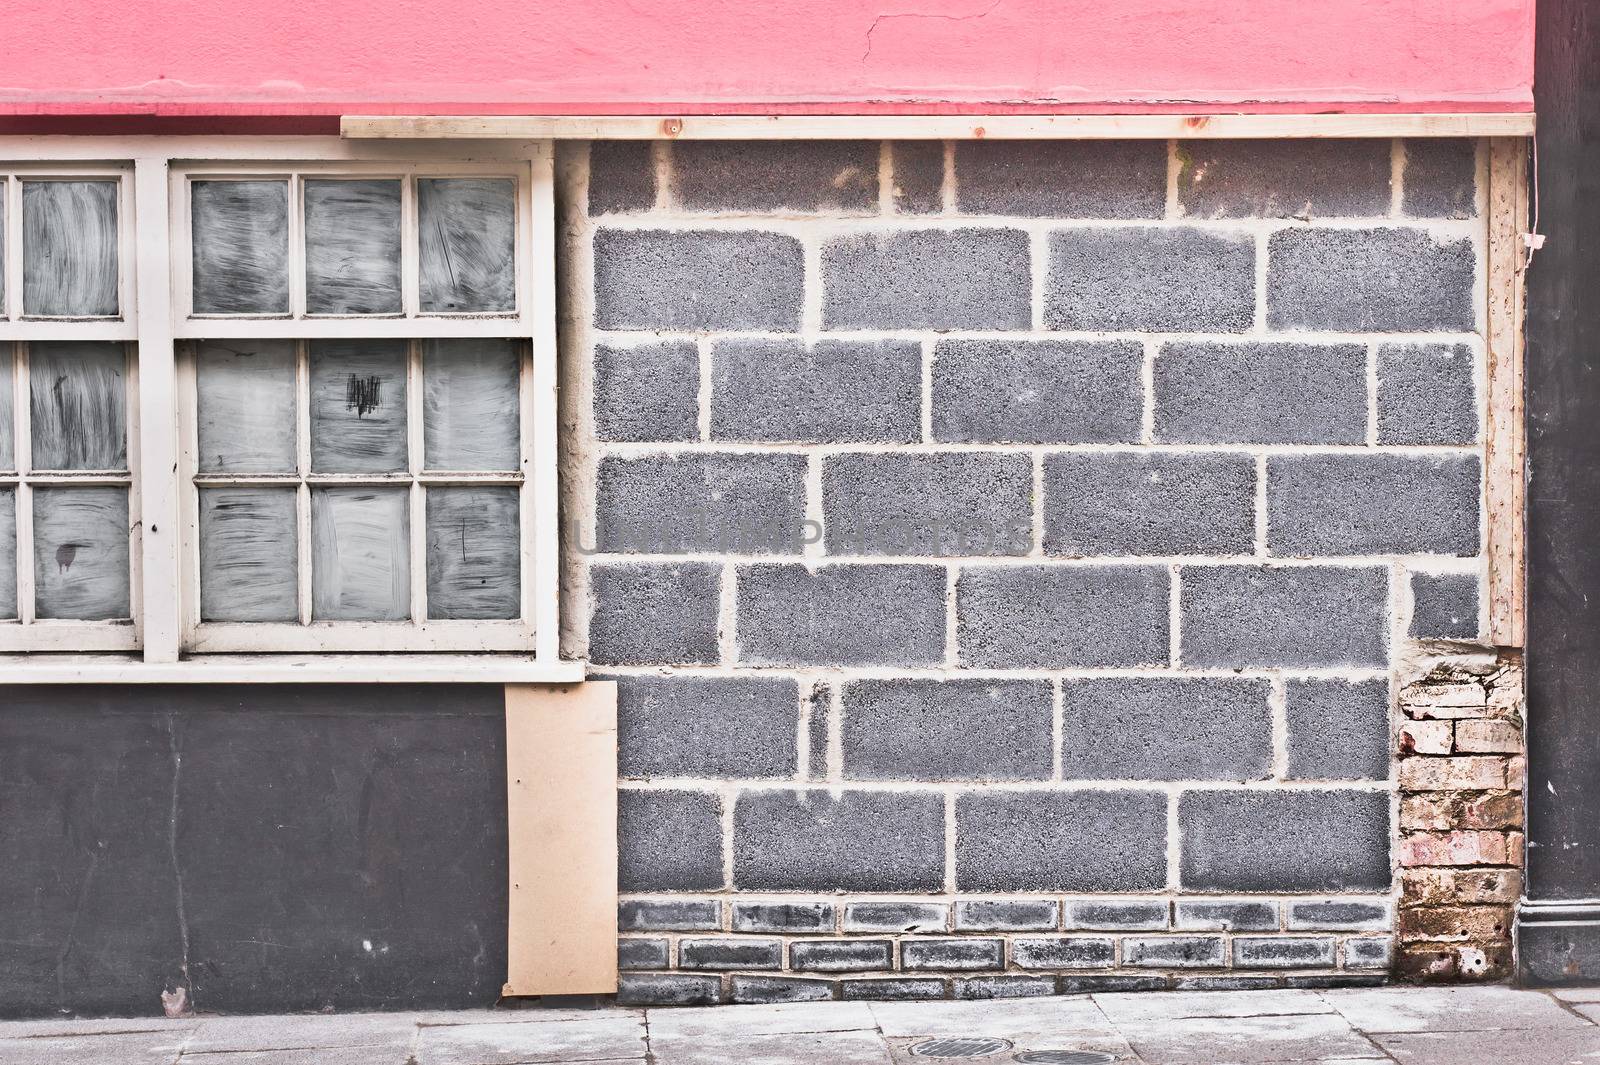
1059,677 -> 1273,781
711,338 -> 921,443
1123,937 -> 1227,968
614,674 -> 799,780
588,561 -> 721,666
617,974 -> 721,1006
822,229 -> 1032,330
841,978 -> 947,1000
1046,227 -> 1255,332
1179,789 -> 1392,892
932,338 -> 1143,444
823,452 -> 1033,556
1285,678 -> 1392,782
595,452 -> 807,554
954,976 -> 1058,999
1232,937 -> 1337,968
890,142 -> 946,214
955,140 -> 1166,217
673,141 -> 878,212
732,902 -> 835,934
1179,565 -> 1389,669
618,788 -> 724,892
843,902 -> 950,934
901,939 -> 1005,972
1060,975 -> 1170,994
957,564 -> 1169,668
1403,139 -> 1478,218
588,141 -> 657,215
594,229 -> 804,332
729,976 -> 837,1004
789,940 -> 893,973
1377,343 -> 1478,445
1344,937 -> 1395,969
954,900 -> 1060,931
618,938 -> 670,970
1176,139 -> 1392,218
1286,899 -> 1391,930
736,563 -> 947,667
955,790 -> 1168,892
1154,341 -> 1367,445
593,341 -> 699,442
678,937 -> 783,971
732,789 -> 946,892
1064,899 -> 1170,930
1267,453 -> 1480,556
1043,451 -> 1256,557
618,899 -> 721,932
1175,900 -> 1280,932
1012,938 -> 1116,969
1410,571 -> 1481,640
1266,227 -> 1475,332
841,678 -> 1053,781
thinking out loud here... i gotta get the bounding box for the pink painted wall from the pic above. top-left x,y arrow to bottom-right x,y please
2,0 -> 1533,116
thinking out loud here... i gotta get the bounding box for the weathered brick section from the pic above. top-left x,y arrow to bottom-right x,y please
1396,659 -> 1525,981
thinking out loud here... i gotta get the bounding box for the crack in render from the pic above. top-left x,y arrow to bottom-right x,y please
862,0 -> 1005,61
165,713 -> 193,1010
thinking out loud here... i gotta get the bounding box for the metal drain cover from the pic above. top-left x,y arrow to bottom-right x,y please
1014,1053 -> 1117,1065
909,1036 -> 1014,1058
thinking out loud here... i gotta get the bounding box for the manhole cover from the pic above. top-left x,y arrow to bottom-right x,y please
909,1036 -> 1015,1058
1014,1053 -> 1117,1065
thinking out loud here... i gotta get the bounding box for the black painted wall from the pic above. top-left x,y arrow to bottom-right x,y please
0,686 -> 508,1018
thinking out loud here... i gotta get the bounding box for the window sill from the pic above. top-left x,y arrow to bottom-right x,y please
0,654 -> 587,684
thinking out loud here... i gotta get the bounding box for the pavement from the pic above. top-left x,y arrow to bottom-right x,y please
3,986 -> 1600,1065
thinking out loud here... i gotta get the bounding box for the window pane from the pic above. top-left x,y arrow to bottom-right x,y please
191,180 -> 290,315
0,345 -> 12,472
0,178 -> 6,317
0,489 -> 14,620
29,341 -> 126,471
199,488 -> 298,622
311,487 -> 409,621
310,339 -> 407,473
33,486 -> 129,620
304,179 -> 402,315
196,340 -> 297,473
426,486 -> 519,620
22,180 -> 118,317
418,178 -> 516,313
423,338 -> 519,471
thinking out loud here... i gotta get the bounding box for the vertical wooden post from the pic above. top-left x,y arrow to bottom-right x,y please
1485,137 -> 1529,650
503,681 -> 618,997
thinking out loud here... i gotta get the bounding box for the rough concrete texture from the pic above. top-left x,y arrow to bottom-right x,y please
579,139 -> 1491,1002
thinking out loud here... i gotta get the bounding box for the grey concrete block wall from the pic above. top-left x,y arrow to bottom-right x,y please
573,137 -> 1488,1003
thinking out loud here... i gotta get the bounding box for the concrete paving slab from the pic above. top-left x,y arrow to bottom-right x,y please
1117,1012 -> 1381,1064
187,1012 -> 419,1052
1561,989 -> 1600,1004
181,1047 -> 413,1065
1374,1026 -> 1600,1064
650,1029 -> 893,1065
1093,988 -> 1336,1023
0,1030 -> 188,1065
416,1016 -> 646,1064
0,1016 -> 195,1038
884,1029 -> 1138,1065
647,1001 -> 877,1039
419,1008 -> 642,1027
1323,984 -> 1591,1033
869,995 -> 1110,1037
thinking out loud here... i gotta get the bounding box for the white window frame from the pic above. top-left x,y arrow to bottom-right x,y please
0,137 -> 574,683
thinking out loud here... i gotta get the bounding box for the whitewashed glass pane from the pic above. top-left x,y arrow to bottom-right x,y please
22,180 -> 118,317
191,180 -> 290,315
29,341 -> 126,471
0,178 -> 6,317
423,338 -> 519,471
199,488 -> 298,622
0,489 -> 14,620
196,340 -> 297,473
0,345 -> 12,472
310,339 -> 407,473
311,487 -> 409,621
418,179 -> 516,313
33,487 -> 129,620
305,179 -> 402,315
426,487 -> 519,620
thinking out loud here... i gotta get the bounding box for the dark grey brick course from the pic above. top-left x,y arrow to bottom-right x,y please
841,678 -> 1053,781
711,338 -> 920,443
957,565 -> 1169,668
789,940 -> 893,973
1287,900 -> 1391,930
1378,342 -> 1478,444
1043,451 -> 1256,557
618,973 -> 721,1006
1180,789 -> 1392,892
1176,139 -> 1392,218
589,561 -> 721,666
955,790 -> 1168,892
673,141 -> 879,213
1154,341 -> 1368,445
954,899 -> 1060,931
1123,937 -> 1226,968
1064,899 -> 1170,930
890,142 -> 946,214
901,938 -> 1004,972
619,899 -> 721,932
678,937 -> 782,971
932,339 -> 1143,444
588,141 -> 657,215
1232,937 -> 1337,968
731,902 -> 835,933
729,976 -> 836,1004
595,452 -> 807,554
1286,974 -> 1387,989
1175,900 -> 1280,932
1045,228 -> 1255,332
823,452 -> 1032,556
594,229 -> 804,331
955,140 -> 1166,217
1061,975 -> 1170,994
1403,139 -> 1478,218
822,229 -> 1032,330
1266,227 -> 1475,332
618,788 -> 724,892
1345,938 -> 1395,969
841,978 -> 947,1001
1177,976 -> 1284,991
733,789 -> 946,892
954,976 -> 1056,999
1410,570 -> 1480,639
1267,453 -> 1480,556
1012,937 -> 1116,969
615,674 -> 798,780
1060,677 -> 1273,781
593,341 -> 699,442
843,902 -> 949,934
1179,565 -> 1389,669
736,563 -> 946,667
618,938 -> 670,970
1285,678 -> 1390,781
